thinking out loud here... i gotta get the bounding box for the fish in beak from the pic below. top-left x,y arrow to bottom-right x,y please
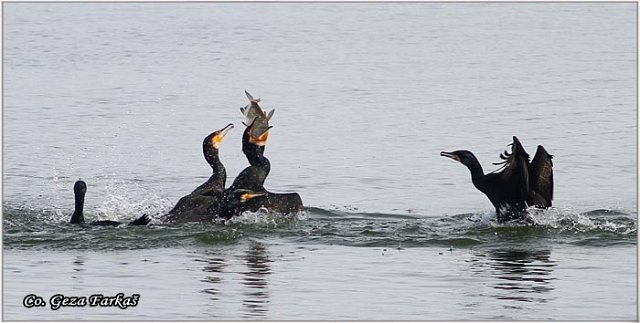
240,90 -> 275,140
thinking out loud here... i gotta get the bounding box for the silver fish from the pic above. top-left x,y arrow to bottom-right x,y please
240,90 -> 275,139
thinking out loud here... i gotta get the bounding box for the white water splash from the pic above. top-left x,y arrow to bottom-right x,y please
224,208 -> 305,227
95,180 -> 172,221
463,206 -> 635,235
466,210 -> 497,226
528,207 -> 635,234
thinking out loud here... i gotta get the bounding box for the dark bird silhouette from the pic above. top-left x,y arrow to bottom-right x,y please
227,119 -> 271,192
192,123 -> 234,196
217,189 -> 268,219
70,180 -> 151,226
440,136 -> 553,222
164,124 -> 234,223
241,191 -> 304,215
225,118 -> 303,217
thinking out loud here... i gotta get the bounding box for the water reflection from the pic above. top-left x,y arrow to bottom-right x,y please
72,255 -> 85,273
241,241 -> 272,319
468,249 -> 557,304
70,255 -> 85,290
196,251 -> 228,301
194,242 -> 272,318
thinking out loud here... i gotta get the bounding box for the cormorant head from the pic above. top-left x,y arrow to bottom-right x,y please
225,189 -> 267,208
440,150 -> 480,167
205,123 -> 234,150
74,180 -> 87,198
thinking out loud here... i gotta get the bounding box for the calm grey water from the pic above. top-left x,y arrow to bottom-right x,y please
3,2 -> 637,321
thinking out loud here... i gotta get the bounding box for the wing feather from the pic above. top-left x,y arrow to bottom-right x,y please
529,145 -> 554,207
493,137 -> 531,194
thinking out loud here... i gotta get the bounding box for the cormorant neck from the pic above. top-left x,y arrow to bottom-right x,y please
242,137 -> 268,167
254,151 -> 270,168
251,148 -> 271,175
466,160 -> 485,186
204,146 -> 226,186
70,193 -> 85,224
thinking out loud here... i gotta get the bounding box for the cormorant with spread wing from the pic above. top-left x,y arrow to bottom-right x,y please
440,136 -> 553,222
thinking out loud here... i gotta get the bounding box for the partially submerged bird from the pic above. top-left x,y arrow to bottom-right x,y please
70,180 -> 151,226
239,191 -> 304,215
240,90 -> 274,146
217,189 -> 268,219
440,136 -> 553,222
164,124 -> 234,223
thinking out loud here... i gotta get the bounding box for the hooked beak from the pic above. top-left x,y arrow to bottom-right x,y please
240,191 -> 267,203
440,151 -> 460,162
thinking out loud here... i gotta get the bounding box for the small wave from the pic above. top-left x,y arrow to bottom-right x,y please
358,237 -> 484,248
581,208 -> 631,216
305,206 -> 421,220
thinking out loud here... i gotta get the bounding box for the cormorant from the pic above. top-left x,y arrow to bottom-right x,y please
440,136 -> 553,222
225,119 -> 303,216
164,124 -> 233,223
240,191 -> 304,215
192,123 -> 234,196
226,119 -> 271,192
217,189 -> 267,219
70,180 -> 151,226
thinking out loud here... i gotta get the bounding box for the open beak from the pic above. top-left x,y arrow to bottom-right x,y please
240,191 -> 267,203
212,123 -> 234,148
440,151 -> 460,162
219,123 -> 234,138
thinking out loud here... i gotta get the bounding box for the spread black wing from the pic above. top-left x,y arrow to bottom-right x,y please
493,136 -> 531,198
528,145 -> 554,207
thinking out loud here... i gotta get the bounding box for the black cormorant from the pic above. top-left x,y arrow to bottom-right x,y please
225,119 -> 303,216
240,192 -> 304,215
192,123 -> 234,196
70,180 -> 151,226
440,136 -> 553,222
227,120 -> 271,192
217,189 -> 267,219
164,124 -> 234,223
